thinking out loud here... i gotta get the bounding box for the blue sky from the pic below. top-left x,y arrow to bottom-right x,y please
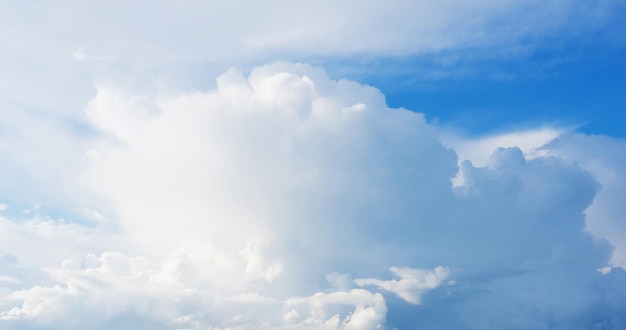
1,1 -> 626,329
330,36 -> 626,137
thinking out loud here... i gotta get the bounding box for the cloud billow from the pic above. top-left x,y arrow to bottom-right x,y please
0,63 -> 624,329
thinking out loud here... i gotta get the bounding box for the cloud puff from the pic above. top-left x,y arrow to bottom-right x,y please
1,63 -> 625,329
543,134 -> 626,269
355,266 -> 449,304
0,247 -> 389,329
71,46 -> 118,62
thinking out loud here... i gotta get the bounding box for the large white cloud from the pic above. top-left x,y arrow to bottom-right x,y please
1,63 -> 625,329
82,62 -> 459,295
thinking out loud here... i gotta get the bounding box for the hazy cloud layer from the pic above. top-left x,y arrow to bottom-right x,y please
1,63 -> 625,328
3,0 -> 619,63
1,0 -> 623,124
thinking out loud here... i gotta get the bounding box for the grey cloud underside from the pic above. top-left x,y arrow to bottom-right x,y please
1,63 -> 625,329
545,134 -> 626,269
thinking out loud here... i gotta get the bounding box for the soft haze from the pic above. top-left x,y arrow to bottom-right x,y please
1,1 -> 626,329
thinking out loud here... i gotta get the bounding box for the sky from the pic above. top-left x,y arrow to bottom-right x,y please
1,1 -> 626,329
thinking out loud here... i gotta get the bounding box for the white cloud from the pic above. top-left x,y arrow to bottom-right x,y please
240,239 -> 284,283
0,63 -> 625,328
71,46 -> 117,62
0,213 -> 105,268
451,130 -> 626,271
355,266 -> 449,304
0,246 -> 387,329
283,289 -> 387,330
543,134 -> 626,269
442,127 -> 564,167
441,127 -> 564,186
71,46 -> 87,61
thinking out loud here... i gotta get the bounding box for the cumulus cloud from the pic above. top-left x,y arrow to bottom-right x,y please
543,134 -> 626,269
1,1 -> 624,329
442,127 -> 564,167
0,249 -> 388,329
0,212 -> 106,268
1,63 -> 625,329
454,131 -> 626,272
442,127 -> 564,186
355,266 -> 449,304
